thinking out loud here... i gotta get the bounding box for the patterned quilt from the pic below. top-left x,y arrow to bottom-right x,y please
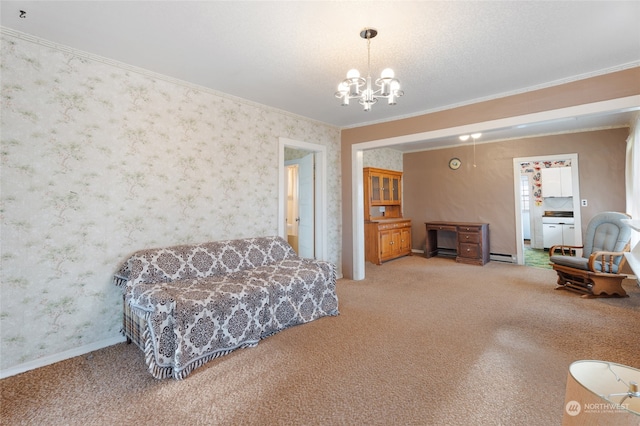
115,236 -> 339,379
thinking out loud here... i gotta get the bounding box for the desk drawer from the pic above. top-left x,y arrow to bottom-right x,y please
458,225 -> 483,233
459,243 -> 480,259
427,224 -> 457,232
459,232 -> 480,244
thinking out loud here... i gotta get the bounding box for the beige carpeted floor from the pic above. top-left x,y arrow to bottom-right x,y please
2,256 -> 639,425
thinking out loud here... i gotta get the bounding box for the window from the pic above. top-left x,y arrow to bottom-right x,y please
520,175 -> 530,211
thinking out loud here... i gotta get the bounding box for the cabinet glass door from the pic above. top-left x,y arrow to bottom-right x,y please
382,176 -> 391,201
391,177 -> 399,203
371,175 -> 381,203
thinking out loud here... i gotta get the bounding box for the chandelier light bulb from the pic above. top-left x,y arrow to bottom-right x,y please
347,69 -> 360,79
459,135 -> 470,141
381,68 -> 395,79
471,133 -> 482,139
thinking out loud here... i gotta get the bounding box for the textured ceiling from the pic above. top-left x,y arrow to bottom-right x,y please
2,1 -> 640,141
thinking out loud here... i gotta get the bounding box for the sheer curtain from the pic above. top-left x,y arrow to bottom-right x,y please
626,112 -> 640,248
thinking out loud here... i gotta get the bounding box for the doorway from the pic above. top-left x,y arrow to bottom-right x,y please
285,152 -> 315,258
512,153 -> 582,266
278,138 -> 327,261
518,172 -> 550,268
349,99 -> 636,279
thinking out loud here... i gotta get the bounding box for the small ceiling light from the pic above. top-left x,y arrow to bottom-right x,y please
335,28 -> 404,111
459,133 -> 482,142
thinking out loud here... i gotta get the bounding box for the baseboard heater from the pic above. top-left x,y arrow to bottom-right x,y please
490,253 -> 516,263
414,249 -> 515,264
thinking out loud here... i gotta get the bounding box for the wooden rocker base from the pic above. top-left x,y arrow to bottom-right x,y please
555,285 -> 627,298
553,264 -> 628,298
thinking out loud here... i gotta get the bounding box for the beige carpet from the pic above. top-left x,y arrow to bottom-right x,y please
2,256 -> 639,425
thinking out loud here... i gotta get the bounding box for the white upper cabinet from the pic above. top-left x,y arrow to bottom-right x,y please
541,167 -> 573,197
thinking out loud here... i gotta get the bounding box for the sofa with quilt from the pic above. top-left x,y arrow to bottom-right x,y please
113,236 -> 339,380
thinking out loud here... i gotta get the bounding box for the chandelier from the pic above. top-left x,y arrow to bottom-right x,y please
335,28 -> 403,111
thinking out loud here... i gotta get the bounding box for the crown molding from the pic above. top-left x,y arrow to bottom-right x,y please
3,26 -> 637,132
342,62 -> 640,130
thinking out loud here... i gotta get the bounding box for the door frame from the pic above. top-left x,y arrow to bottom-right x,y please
349,96 -> 638,280
512,153 -> 582,265
278,137 -> 327,261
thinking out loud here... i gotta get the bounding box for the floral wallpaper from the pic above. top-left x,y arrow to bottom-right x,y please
0,30 -> 341,372
363,148 -> 403,172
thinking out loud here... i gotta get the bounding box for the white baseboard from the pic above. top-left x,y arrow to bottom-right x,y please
490,253 -> 517,263
0,335 -> 126,379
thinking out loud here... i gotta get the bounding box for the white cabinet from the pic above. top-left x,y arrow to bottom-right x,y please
562,224 -> 575,246
543,224 -> 563,248
543,223 -> 575,248
560,168 -> 573,196
541,167 -> 573,197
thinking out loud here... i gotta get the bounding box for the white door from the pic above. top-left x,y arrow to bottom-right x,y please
285,153 -> 315,258
297,153 -> 315,258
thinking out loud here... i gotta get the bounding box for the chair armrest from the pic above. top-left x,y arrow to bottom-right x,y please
549,244 -> 583,257
587,250 -> 628,273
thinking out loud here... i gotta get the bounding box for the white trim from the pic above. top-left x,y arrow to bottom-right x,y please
513,160 -> 525,264
0,335 -> 126,379
355,96 -> 640,150
278,138 -> 328,261
352,147 -> 365,280
350,97 -> 638,279
512,154 -> 582,265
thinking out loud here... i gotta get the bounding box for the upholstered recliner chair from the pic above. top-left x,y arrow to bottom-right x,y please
549,211 -> 632,298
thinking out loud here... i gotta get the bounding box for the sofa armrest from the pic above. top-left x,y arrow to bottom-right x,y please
113,273 -> 129,290
126,283 -> 177,316
549,244 -> 583,257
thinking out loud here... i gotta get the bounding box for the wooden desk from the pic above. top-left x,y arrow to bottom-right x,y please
425,222 -> 490,265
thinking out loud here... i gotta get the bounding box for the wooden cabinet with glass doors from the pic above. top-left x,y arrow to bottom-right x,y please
363,167 -> 412,265
367,168 -> 401,206
364,168 -> 403,218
